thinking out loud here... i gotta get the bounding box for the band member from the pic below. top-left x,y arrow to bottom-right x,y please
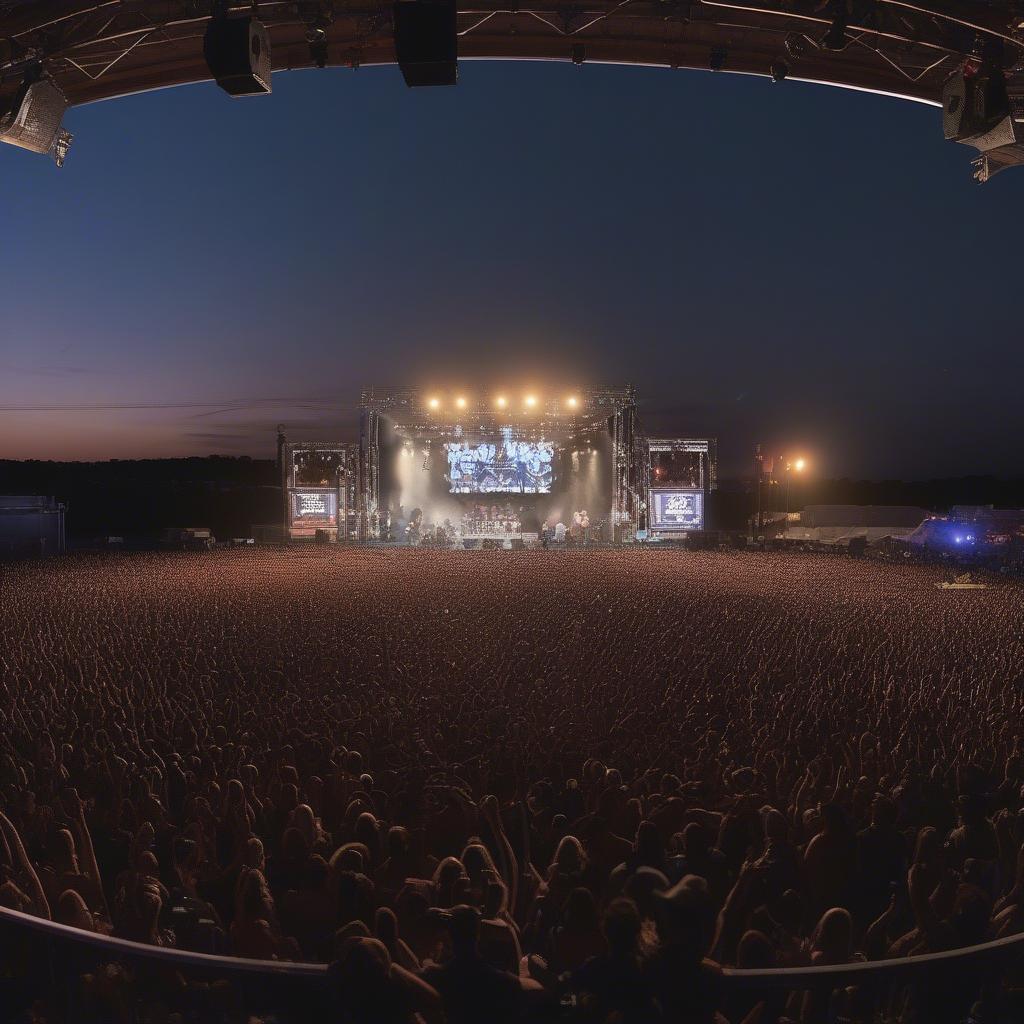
447,444 -> 463,489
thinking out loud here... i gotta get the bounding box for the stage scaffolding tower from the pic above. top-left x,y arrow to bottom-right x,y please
611,400 -> 640,540
280,435 -> 360,541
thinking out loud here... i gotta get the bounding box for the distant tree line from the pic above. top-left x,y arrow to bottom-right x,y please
0,457 -> 279,540
3,457 -> 1024,540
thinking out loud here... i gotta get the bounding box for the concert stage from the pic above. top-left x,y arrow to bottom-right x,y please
279,387 -> 715,545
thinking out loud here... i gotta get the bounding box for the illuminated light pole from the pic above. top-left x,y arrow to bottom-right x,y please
783,456 -> 807,514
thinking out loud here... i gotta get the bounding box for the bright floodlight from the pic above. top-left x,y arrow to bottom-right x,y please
495,396 -> 507,409
456,396 -> 467,409
794,458 -> 807,472
428,397 -> 440,410
525,395 -> 538,407
567,396 -> 579,408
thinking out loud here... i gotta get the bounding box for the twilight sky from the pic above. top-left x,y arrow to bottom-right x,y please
0,60 -> 1021,479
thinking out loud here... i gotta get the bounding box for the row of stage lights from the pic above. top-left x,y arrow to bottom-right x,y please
426,395 -> 580,412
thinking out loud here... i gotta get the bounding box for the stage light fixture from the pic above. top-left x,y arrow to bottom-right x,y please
567,396 -> 579,408
203,13 -> 272,96
794,458 -> 807,472
456,396 -> 467,409
428,397 -> 440,410
495,396 -> 507,409
524,395 -> 538,408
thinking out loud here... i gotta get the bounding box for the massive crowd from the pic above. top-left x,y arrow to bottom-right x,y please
1,547 -> 1024,1023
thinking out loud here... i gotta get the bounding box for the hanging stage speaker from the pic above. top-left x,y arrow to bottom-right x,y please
204,16 -> 272,96
942,69 -> 1008,142
394,0 -> 458,87
0,77 -> 68,155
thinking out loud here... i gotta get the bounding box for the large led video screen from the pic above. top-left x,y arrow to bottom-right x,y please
290,490 -> 338,523
446,432 -> 554,494
650,488 -> 704,531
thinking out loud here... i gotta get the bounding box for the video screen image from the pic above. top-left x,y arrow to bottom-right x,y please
650,489 -> 704,531
291,491 -> 338,521
446,431 -> 554,494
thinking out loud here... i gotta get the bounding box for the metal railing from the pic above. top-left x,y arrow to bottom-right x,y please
2,903 -> 1024,1019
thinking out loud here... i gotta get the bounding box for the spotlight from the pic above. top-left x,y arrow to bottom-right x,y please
794,457 -> 806,472
770,61 -> 789,83
204,13 -> 272,96
709,47 -> 727,72
566,396 -> 579,409
524,395 -> 538,408
455,396 -> 467,409
428,397 -> 440,410
495,396 -> 507,409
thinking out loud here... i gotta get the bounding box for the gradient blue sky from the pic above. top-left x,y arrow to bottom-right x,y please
1,60 -> 1021,478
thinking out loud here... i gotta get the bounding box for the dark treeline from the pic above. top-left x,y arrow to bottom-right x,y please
0,457 -> 279,539
3,458 -> 1024,539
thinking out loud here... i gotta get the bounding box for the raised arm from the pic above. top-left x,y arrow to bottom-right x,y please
0,809 -> 50,920
67,788 -> 111,920
481,794 -> 519,914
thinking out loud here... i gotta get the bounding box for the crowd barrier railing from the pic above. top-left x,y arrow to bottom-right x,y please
3,903 -> 1024,1019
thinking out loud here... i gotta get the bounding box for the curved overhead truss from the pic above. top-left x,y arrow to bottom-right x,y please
1,0 -> 1023,176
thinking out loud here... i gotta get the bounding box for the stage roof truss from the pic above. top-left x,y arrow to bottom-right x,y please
4,1 -> 1024,177
3,0 -> 1018,109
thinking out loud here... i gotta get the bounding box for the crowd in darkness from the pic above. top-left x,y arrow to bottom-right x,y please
2,548 -> 1024,1023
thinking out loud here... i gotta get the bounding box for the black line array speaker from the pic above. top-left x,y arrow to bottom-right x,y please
943,69 -> 1008,142
394,0 -> 458,87
204,16 -> 272,96
0,77 -> 68,154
